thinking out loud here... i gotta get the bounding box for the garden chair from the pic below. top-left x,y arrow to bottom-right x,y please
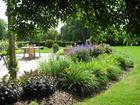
25,47 -> 35,60
0,54 -> 8,67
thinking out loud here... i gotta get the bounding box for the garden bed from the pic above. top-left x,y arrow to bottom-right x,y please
0,44 -> 134,105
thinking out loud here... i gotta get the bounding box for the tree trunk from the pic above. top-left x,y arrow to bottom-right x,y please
7,0 -> 17,79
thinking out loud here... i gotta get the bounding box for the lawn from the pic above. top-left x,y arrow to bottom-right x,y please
16,47 -> 65,54
75,46 -> 140,105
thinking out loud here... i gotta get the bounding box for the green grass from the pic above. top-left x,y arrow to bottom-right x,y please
75,46 -> 140,105
16,47 -> 64,54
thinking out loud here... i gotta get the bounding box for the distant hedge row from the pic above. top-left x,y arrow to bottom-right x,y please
17,40 -> 74,48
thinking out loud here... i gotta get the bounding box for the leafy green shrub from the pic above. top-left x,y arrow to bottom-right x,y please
0,40 -> 8,54
106,65 -> 122,80
55,41 -> 74,47
23,76 -> 56,98
45,39 -> 54,48
0,81 -> 19,104
57,48 -> 64,55
90,44 -> 112,57
29,101 -> 39,105
114,53 -> 134,70
92,56 -> 121,80
71,50 -> 90,62
17,41 -> 29,48
53,43 -> 59,53
39,57 -> 73,77
57,67 -> 98,96
102,44 -> 112,53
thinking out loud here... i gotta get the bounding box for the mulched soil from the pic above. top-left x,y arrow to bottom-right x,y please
14,90 -> 77,105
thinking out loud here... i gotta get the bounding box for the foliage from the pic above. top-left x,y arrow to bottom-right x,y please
66,44 -> 93,55
0,80 -> 19,104
75,46 -> 138,105
23,76 -> 56,98
46,29 -> 59,40
71,50 -> 90,62
4,0 -> 140,44
18,70 -> 45,84
0,18 -> 7,40
57,67 -> 98,96
16,41 -> 29,48
38,52 -> 130,96
90,44 -> 112,57
29,101 -> 39,105
39,57 -> 73,77
52,43 -> 59,53
45,39 -> 54,48
57,48 -> 64,55
0,40 -> 8,54
114,53 -> 134,70
67,44 -> 112,61
61,18 -> 91,42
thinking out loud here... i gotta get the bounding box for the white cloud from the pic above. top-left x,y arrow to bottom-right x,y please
0,0 -> 7,22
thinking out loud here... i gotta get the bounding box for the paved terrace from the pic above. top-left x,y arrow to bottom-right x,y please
0,53 -> 52,77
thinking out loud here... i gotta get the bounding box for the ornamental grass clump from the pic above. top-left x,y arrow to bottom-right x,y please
57,67 -> 99,96
39,57 -> 73,77
114,54 -> 134,70
110,51 -> 134,70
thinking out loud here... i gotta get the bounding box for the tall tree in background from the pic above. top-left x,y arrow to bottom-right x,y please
0,18 -> 7,40
61,18 -> 91,42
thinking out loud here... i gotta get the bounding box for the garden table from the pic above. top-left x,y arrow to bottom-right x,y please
21,46 -> 43,59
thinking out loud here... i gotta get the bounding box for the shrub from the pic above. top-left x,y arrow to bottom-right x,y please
71,50 -> 90,62
55,41 -> 74,47
0,40 -> 8,55
0,81 -> 19,104
39,57 -> 73,77
23,76 -> 56,98
106,65 -> 122,80
45,39 -> 54,48
29,101 -> 39,105
57,67 -> 98,96
19,70 -> 45,83
17,41 -> 29,48
52,43 -> 59,53
90,44 -> 112,57
57,48 -> 64,55
85,54 -> 122,81
114,53 -> 134,70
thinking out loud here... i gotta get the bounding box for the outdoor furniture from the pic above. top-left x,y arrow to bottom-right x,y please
21,46 -> 43,59
0,54 -> 8,67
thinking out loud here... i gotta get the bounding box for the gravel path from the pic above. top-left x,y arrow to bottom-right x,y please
0,53 -> 52,77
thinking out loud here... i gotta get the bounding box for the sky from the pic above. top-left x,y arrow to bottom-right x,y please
0,0 -> 63,32
0,0 -> 7,22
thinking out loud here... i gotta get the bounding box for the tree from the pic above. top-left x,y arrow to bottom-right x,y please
6,0 -> 17,79
61,18 -> 91,43
0,18 -> 7,40
46,29 -> 59,41
3,0 -> 140,79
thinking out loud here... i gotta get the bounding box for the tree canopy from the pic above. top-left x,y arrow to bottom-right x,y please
0,18 -> 7,40
4,0 -> 140,37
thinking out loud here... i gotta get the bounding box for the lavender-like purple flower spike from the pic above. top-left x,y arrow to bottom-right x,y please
66,44 -> 96,55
